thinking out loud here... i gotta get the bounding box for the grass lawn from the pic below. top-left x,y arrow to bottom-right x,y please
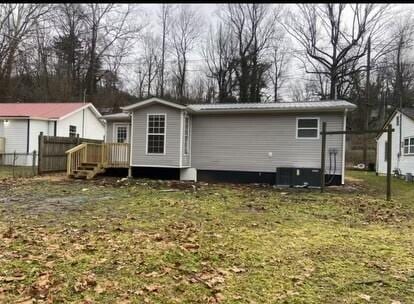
0,165 -> 37,178
0,171 -> 413,303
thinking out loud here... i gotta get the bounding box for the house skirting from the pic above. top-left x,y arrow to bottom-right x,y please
129,166 -> 342,186
131,166 -> 180,180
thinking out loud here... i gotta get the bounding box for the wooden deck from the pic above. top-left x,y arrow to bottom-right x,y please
66,143 -> 129,179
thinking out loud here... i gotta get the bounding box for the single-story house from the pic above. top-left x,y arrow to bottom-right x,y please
102,97 -> 356,186
376,108 -> 414,177
0,103 -> 105,166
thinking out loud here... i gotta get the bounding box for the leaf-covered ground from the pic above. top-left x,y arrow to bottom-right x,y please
0,171 -> 413,303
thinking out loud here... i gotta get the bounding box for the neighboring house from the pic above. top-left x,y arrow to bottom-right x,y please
102,97 -> 356,186
376,108 -> 414,177
0,103 -> 105,165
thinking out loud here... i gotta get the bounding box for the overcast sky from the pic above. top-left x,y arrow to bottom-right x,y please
116,3 -> 414,102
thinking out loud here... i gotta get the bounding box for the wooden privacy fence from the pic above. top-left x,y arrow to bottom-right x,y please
38,132 -> 102,174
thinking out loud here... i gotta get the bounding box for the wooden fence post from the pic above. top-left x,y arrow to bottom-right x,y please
12,151 -> 16,178
38,132 -> 44,175
320,122 -> 327,193
386,124 -> 392,201
32,150 -> 37,176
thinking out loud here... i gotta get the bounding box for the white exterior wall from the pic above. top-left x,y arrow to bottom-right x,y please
0,119 -> 29,165
377,111 -> 414,175
0,119 -> 28,154
57,107 -> 105,140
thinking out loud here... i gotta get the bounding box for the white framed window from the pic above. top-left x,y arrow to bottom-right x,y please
184,115 -> 190,155
146,114 -> 166,154
114,124 -> 129,143
404,136 -> 414,155
296,117 -> 320,139
69,125 -> 77,137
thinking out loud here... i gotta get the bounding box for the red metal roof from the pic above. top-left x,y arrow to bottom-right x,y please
0,103 -> 88,119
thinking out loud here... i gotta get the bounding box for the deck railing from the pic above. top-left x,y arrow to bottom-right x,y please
103,143 -> 130,168
66,143 -> 130,176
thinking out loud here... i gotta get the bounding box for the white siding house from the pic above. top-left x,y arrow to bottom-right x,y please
376,108 -> 414,176
0,103 -> 105,166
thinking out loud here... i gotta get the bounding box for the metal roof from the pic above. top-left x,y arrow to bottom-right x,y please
187,100 -> 356,113
401,108 -> 414,120
0,103 -> 99,120
101,112 -> 130,120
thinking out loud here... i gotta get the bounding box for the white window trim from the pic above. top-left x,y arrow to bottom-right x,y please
145,113 -> 167,155
296,117 -> 320,140
403,136 -> 414,156
69,125 -> 77,137
184,114 -> 190,155
113,123 -> 129,143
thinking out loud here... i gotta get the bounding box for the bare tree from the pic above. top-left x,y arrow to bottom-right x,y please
169,5 -> 202,99
284,4 -> 388,99
83,4 -> 143,99
0,4 -> 50,98
202,22 -> 235,102
221,4 -> 275,103
158,4 -> 173,97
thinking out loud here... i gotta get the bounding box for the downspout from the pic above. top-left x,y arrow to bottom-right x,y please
82,109 -> 85,138
398,111 -> 402,172
341,109 -> 347,185
54,121 -> 57,136
128,112 -> 133,178
26,119 -> 30,153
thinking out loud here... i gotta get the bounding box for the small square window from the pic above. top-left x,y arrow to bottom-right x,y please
297,118 -> 319,139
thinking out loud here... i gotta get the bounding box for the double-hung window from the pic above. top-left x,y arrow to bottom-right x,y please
404,137 -> 414,155
184,116 -> 190,155
296,118 -> 319,139
147,114 -> 166,154
69,125 -> 77,137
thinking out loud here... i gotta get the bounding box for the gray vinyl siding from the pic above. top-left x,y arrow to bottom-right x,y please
191,112 -> 345,174
106,121 -> 114,142
131,104 -> 182,167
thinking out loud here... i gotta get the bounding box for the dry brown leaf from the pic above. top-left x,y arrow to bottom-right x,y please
14,297 -> 34,304
94,284 -> 106,294
230,266 -> 246,273
359,294 -> 371,301
0,275 -> 26,282
144,284 -> 161,292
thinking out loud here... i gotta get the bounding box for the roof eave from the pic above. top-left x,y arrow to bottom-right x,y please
189,106 -> 356,114
121,97 -> 187,111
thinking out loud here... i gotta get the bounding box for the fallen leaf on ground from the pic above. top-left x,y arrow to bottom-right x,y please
144,284 -> 161,292
359,294 -> 371,301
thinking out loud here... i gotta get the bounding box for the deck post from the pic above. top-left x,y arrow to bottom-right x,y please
320,122 -> 327,192
386,124 -> 392,201
38,132 -> 44,175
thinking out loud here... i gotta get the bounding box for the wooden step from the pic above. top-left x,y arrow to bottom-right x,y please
77,165 -> 97,170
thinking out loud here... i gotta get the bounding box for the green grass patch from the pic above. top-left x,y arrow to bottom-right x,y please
0,172 -> 413,303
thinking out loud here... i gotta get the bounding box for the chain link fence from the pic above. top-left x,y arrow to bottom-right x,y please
0,151 -> 37,178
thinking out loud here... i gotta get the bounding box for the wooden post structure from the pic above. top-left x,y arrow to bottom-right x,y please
320,122 -> 327,193
32,150 -> 37,176
363,36 -> 371,169
386,124 -> 392,201
38,132 -> 44,175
